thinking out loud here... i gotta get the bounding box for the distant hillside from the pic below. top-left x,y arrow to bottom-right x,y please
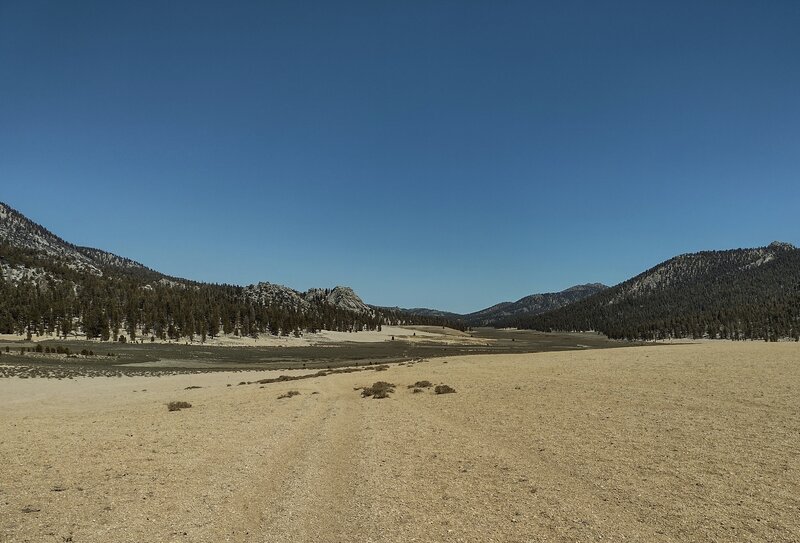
0,202 -> 415,340
378,307 -> 462,320
517,242 -> 800,341
466,283 -> 608,326
395,284 -> 607,327
0,203 -> 149,278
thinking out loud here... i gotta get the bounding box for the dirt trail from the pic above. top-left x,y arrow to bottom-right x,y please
1,342 -> 799,542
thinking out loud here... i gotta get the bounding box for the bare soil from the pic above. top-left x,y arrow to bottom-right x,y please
1,341 -> 798,542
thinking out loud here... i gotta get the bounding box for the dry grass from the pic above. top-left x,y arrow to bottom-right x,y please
2,342 -> 800,542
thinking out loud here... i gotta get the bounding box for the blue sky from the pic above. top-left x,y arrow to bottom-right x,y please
1,1 -> 799,313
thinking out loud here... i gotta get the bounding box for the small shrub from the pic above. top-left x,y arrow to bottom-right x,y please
361,381 -> 395,399
80,349 -> 89,356
167,401 -> 192,411
408,380 -> 433,389
411,388 -> 424,393
35,344 -> 43,353
278,390 -> 300,399
434,384 -> 456,395
184,386 -> 202,390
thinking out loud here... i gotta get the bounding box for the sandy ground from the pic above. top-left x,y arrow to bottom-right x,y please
1,342 -> 799,542
0,325 -> 487,348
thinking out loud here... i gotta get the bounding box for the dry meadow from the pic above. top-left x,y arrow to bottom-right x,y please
1,342 -> 798,542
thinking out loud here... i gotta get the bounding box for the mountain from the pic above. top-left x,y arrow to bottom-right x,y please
0,202 -> 394,339
0,203 -> 160,280
243,283 -> 372,315
465,283 -> 608,326
517,242 -> 800,341
5,201 -> 797,342
410,308 -> 463,319
396,284 -> 608,326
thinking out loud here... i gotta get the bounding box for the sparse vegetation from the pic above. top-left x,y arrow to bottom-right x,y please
361,381 -> 395,399
408,380 -> 433,389
434,384 -> 456,394
278,390 -> 300,399
167,401 -> 192,411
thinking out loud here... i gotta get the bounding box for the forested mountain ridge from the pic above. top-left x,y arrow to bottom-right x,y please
466,283 -> 608,326
395,283 -> 608,326
0,202 -> 450,340
405,308 -> 464,319
5,202 -> 797,343
516,242 -> 800,341
0,202 -> 160,280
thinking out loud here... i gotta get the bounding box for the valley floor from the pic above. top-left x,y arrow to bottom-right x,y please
1,342 -> 799,542
0,325 -> 487,348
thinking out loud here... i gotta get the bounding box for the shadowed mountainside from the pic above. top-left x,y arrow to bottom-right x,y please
515,242 -> 800,341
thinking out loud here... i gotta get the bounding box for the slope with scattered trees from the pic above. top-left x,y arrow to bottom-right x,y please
0,202 -> 462,341
515,243 -> 800,341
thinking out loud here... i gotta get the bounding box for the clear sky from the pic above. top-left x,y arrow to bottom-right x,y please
1,1 -> 799,313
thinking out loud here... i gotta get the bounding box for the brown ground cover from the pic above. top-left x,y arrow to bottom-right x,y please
1,342 -> 798,542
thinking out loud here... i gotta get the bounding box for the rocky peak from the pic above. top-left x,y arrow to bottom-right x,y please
768,241 -> 796,252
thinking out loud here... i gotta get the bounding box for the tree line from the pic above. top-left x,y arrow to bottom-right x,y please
511,248 -> 800,341
0,242 -> 464,341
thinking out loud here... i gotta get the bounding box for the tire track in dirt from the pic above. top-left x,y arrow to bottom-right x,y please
190,378 -> 375,542
256,384 -> 373,541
